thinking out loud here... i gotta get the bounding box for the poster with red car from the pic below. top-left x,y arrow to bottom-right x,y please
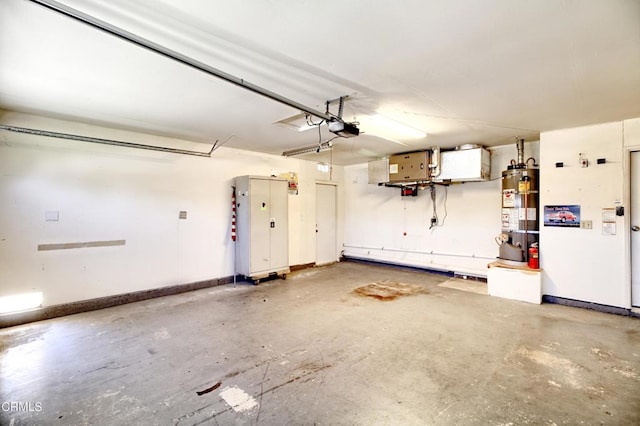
544,205 -> 580,227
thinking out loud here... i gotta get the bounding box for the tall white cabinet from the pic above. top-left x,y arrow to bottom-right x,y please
234,175 -> 289,282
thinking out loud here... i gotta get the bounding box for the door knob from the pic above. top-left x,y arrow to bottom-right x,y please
632,226 -> 640,232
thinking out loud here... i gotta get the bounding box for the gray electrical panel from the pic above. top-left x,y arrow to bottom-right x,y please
235,175 -> 290,281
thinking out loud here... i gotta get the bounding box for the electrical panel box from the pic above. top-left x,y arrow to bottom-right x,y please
434,147 -> 490,182
388,151 -> 429,182
368,158 -> 390,184
235,175 -> 290,281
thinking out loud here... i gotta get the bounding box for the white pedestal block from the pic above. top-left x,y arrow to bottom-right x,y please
487,262 -> 542,304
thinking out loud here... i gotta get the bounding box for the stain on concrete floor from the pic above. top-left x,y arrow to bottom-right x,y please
353,280 -> 427,301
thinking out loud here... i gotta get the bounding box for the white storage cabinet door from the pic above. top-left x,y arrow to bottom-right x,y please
249,178 -> 272,274
268,179 -> 289,271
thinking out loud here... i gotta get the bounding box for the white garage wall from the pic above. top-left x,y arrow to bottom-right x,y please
539,119 -> 639,308
4,110 -> 635,311
343,142 -> 540,277
0,111 -> 343,307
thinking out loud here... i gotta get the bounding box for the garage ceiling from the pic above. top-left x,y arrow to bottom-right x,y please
1,0 -> 639,165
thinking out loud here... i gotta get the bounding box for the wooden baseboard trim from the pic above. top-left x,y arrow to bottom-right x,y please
290,262 -> 315,272
342,255 -> 455,278
542,295 -> 639,317
0,262 -> 321,328
0,274 -> 240,329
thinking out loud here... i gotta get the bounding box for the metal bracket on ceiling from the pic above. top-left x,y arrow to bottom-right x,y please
325,96 -> 349,120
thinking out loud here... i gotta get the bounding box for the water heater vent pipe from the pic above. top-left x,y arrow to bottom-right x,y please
516,138 -> 525,166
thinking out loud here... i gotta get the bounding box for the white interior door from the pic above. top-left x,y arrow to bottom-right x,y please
316,183 -> 337,266
632,151 -> 640,307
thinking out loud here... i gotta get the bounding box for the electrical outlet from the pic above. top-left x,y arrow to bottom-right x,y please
579,153 -> 589,168
580,220 -> 592,229
45,210 -> 59,221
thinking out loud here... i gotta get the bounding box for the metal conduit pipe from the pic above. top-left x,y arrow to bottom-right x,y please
28,0 -> 334,123
342,244 -> 495,260
0,125 -> 215,158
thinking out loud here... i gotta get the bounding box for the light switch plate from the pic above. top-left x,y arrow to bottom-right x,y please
580,220 -> 592,229
45,210 -> 59,221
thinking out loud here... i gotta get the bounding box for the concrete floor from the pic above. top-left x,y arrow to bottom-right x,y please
1,261 -> 639,425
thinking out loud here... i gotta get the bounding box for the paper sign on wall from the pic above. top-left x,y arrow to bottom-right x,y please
602,208 -> 616,235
